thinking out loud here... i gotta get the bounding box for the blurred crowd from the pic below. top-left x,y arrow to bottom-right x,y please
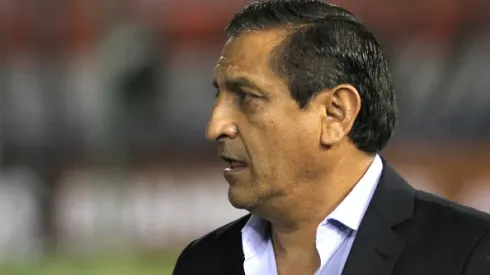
0,0 -> 489,260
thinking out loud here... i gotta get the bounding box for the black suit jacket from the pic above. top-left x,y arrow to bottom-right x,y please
173,162 -> 490,275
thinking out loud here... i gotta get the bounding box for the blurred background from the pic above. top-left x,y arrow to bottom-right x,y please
0,0 -> 489,274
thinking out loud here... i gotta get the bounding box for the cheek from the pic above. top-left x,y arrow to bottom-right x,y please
261,120 -> 307,165
276,119 -> 321,169
245,109 -> 318,169
243,119 -> 283,172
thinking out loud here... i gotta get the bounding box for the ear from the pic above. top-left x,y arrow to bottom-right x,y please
311,84 -> 361,147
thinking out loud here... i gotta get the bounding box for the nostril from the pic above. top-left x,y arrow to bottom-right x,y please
216,134 -> 228,142
223,124 -> 238,139
206,120 -> 237,142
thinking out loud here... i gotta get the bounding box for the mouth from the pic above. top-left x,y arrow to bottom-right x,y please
220,156 -> 248,170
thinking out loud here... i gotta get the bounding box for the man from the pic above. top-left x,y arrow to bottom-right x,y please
173,1 -> 490,274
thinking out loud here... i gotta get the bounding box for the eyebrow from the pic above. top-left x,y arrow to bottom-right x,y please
213,77 -> 264,94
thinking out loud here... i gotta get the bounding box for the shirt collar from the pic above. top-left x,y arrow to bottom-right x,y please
325,155 -> 383,231
241,214 -> 269,259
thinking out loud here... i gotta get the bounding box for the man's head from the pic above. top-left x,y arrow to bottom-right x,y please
206,0 -> 397,212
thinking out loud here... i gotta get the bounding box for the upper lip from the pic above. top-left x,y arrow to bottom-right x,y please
220,155 -> 246,164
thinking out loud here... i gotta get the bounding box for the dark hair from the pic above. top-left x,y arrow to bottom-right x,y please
226,0 -> 397,154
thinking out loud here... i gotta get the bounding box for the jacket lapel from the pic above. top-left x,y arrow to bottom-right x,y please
227,243 -> 246,275
342,160 -> 415,275
341,211 -> 406,275
222,215 -> 249,275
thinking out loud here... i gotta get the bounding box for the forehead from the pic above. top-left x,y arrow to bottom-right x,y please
214,30 -> 287,82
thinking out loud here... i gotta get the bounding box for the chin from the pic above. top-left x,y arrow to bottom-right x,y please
227,186 -> 259,211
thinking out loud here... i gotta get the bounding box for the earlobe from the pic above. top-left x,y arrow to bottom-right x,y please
320,118 -> 344,146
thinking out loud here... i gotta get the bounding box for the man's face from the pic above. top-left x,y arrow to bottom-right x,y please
207,30 -> 326,211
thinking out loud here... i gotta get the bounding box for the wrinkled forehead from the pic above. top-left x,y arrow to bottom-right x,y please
213,30 -> 287,81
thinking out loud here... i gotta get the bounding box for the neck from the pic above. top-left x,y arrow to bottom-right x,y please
271,221 -> 321,274
257,152 -> 376,257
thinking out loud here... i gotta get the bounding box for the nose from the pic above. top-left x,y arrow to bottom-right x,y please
206,100 -> 238,141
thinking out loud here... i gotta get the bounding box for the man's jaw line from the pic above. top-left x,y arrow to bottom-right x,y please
247,182 -> 339,232
249,155 -> 375,233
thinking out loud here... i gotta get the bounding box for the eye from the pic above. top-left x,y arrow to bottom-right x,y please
235,88 -> 260,104
236,90 -> 251,101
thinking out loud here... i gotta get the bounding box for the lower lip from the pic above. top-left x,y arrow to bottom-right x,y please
224,166 -> 248,175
